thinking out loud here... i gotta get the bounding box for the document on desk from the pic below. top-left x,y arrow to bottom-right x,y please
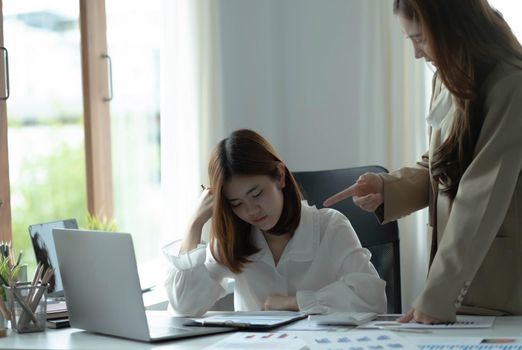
203,332 -> 306,350
420,345 -> 522,350
299,330 -> 418,350
283,318 -> 353,331
190,311 -> 307,330
413,336 -> 522,349
360,315 -> 495,329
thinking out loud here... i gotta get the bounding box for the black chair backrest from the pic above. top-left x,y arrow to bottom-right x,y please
293,165 -> 401,313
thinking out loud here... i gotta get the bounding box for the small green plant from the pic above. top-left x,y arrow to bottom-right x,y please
85,213 -> 117,232
0,249 -> 22,301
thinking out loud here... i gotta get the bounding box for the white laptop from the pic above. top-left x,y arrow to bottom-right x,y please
52,228 -> 233,342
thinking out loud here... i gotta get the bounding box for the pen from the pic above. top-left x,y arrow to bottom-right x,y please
141,285 -> 155,294
9,244 -> 16,267
15,251 -> 22,267
0,296 -> 12,321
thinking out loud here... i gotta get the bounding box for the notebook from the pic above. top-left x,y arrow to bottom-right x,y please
52,228 -> 233,342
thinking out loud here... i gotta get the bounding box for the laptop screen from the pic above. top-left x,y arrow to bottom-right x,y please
28,218 -> 78,297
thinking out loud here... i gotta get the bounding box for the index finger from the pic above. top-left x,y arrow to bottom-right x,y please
398,309 -> 414,323
323,184 -> 359,207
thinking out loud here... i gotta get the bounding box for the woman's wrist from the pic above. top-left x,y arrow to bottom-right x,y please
189,219 -> 205,233
288,296 -> 298,311
189,214 -> 209,231
262,295 -> 299,311
180,222 -> 204,253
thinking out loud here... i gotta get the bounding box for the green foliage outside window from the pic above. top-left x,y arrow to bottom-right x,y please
11,129 -> 87,274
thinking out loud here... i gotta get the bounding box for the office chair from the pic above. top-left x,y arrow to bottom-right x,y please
293,165 -> 402,313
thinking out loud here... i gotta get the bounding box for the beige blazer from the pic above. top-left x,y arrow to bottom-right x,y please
379,61 -> 522,321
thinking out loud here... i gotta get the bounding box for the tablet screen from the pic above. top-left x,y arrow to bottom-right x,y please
28,218 -> 78,297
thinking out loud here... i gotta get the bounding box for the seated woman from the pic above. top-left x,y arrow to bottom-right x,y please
163,129 -> 386,316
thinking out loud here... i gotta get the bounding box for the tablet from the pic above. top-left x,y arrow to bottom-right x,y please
189,311 -> 307,330
28,218 -> 78,297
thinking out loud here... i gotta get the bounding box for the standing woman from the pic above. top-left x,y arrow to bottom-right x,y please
325,0 -> 522,323
163,129 -> 386,317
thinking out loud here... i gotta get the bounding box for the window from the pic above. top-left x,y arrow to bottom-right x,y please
0,1 -> 192,281
423,1 -> 522,115
105,0 -> 162,267
3,1 -> 87,270
489,0 -> 522,39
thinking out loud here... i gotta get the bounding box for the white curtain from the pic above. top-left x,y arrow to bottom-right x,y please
358,1 -> 430,312
160,0 -> 223,246
160,0 -> 430,311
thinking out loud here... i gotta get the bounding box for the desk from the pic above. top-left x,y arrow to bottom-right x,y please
3,315 -> 522,349
143,287 -> 169,311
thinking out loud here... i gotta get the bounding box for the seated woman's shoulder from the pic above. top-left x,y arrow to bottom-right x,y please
300,202 -> 352,234
317,206 -> 349,221
316,207 -> 354,234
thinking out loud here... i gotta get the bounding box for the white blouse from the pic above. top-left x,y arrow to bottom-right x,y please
163,203 -> 387,317
426,83 -> 455,141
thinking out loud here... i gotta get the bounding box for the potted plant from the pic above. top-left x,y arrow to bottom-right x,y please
85,213 -> 117,232
0,244 -> 22,331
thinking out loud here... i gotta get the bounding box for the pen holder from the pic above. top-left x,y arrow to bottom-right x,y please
4,282 -> 47,333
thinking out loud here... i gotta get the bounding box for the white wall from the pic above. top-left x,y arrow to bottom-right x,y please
212,0 -> 429,312
218,0 -> 369,170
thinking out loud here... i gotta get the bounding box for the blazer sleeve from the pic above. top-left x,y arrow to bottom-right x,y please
413,71 -> 522,321
376,73 -> 442,224
296,211 -> 387,314
377,156 -> 431,224
162,240 -> 232,317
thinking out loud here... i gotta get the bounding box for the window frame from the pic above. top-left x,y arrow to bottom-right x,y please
0,0 -> 114,242
0,0 -> 11,242
80,0 -> 114,220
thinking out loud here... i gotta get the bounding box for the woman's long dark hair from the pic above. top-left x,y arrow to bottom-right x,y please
208,129 -> 302,273
394,0 -> 522,199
